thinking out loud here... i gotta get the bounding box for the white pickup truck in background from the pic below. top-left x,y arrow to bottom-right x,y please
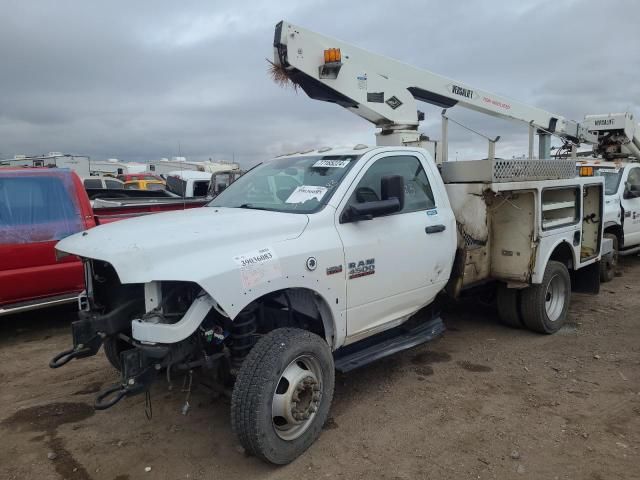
577,160 -> 640,280
165,170 -> 213,198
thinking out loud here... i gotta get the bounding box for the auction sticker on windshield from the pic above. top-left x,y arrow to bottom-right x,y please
313,159 -> 351,168
233,247 -> 282,289
286,185 -> 328,204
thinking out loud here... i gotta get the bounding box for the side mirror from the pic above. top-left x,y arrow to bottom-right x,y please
624,183 -> 640,199
342,175 -> 405,222
381,175 -> 405,209
346,198 -> 401,221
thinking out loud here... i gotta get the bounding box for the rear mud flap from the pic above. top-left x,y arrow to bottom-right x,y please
571,261 -> 600,294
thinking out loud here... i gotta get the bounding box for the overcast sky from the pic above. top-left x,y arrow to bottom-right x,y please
1,0 -> 639,166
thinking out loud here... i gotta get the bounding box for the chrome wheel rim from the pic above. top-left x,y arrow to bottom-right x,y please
272,355 -> 323,441
545,274 -> 566,322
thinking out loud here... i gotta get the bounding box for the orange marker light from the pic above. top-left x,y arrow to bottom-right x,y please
579,166 -> 594,177
324,48 -> 341,64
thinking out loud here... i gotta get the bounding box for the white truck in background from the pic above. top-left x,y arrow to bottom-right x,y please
165,170 -> 213,198
50,20 -> 609,464
576,113 -> 640,280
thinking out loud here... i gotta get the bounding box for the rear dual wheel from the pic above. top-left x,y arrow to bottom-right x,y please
497,261 -> 571,334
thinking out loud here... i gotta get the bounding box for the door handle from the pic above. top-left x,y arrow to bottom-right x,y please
425,224 -> 446,234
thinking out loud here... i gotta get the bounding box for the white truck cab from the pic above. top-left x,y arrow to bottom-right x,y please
577,159 -> 640,279
165,170 -> 213,198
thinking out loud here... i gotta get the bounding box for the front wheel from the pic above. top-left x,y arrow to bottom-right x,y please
230,328 -> 335,464
520,261 -> 571,334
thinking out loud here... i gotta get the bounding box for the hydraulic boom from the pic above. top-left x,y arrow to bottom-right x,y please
273,21 -> 597,158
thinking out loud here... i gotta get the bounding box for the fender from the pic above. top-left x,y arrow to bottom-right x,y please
604,220 -> 620,229
531,239 -> 577,284
132,282 -> 344,350
233,287 -> 339,349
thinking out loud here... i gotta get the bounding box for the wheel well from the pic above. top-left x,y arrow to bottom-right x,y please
235,288 -> 335,347
604,225 -> 623,248
549,242 -> 575,270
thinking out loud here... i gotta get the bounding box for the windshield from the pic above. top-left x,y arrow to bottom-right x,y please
208,155 -> 360,213
593,167 -> 624,195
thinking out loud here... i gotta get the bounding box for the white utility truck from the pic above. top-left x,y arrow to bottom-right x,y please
575,112 -> 640,280
50,21 -> 608,464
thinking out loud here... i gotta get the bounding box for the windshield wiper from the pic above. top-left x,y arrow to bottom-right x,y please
238,203 -> 271,211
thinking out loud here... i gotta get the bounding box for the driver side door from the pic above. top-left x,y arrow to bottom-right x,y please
335,152 -> 455,342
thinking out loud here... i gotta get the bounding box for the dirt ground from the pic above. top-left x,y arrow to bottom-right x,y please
1,258 -> 639,480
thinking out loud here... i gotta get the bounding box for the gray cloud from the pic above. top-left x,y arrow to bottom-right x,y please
1,0 -> 638,166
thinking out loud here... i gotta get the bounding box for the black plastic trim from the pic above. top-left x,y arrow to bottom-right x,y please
287,69 -> 359,108
408,87 -> 458,108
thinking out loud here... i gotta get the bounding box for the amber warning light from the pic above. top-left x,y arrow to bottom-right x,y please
324,48 -> 341,64
579,166 -> 594,176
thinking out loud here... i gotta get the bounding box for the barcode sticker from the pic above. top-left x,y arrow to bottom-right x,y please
313,159 -> 350,168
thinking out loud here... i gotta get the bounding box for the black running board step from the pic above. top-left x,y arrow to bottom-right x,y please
334,317 -> 445,373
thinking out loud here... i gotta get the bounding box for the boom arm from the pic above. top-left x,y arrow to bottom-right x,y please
273,21 -> 596,152
583,112 -> 640,160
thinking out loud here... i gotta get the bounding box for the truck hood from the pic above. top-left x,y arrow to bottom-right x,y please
56,207 -> 309,284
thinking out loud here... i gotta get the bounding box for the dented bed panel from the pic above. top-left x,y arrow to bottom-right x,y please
445,176 -> 605,289
489,190 -> 536,283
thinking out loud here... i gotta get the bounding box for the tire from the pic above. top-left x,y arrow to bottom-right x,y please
496,284 -> 523,328
103,336 -> 132,371
231,328 -> 335,465
520,261 -> 571,334
600,233 -> 619,283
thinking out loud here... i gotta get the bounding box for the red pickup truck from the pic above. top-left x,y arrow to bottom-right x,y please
0,168 -> 206,316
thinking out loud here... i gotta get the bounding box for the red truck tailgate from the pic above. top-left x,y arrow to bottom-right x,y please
0,170 -> 90,308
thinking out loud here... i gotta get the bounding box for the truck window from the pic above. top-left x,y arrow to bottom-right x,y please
192,181 -> 209,197
348,155 -> 435,212
0,175 -> 84,244
84,178 -> 103,189
105,180 -> 123,190
166,176 -> 186,196
146,182 -> 166,191
209,155 -> 360,213
593,167 -> 623,195
627,168 -> 640,194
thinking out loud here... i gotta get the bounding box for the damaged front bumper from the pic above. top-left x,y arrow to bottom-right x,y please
50,288 -> 223,411
49,296 -> 139,369
49,296 -> 166,409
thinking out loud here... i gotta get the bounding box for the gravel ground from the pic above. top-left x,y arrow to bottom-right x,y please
1,257 -> 639,480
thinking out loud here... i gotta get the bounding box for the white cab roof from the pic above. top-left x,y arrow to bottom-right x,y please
167,170 -> 212,180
